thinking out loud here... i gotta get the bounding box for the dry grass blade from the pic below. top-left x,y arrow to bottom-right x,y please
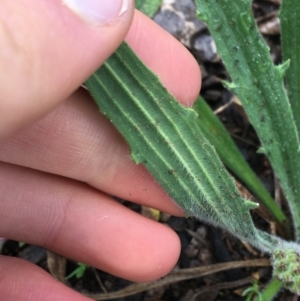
47,251 -> 68,285
189,269 -> 269,301
84,258 -> 270,300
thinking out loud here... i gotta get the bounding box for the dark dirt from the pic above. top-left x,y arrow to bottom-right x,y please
1,0 -> 298,300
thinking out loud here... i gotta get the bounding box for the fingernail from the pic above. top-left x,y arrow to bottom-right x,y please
62,0 -> 130,26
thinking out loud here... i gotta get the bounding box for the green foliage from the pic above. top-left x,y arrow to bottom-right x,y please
194,97 -> 286,225
242,279 -> 262,301
86,41 -> 300,296
85,43 -> 259,243
18,241 -> 25,248
253,278 -> 283,301
86,0 -> 300,296
280,0 -> 300,137
195,0 -> 300,241
194,0 -> 300,295
65,263 -> 87,280
135,0 -> 162,18
272,248 -> 300,294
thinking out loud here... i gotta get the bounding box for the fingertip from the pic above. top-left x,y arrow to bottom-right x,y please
124,222 -> 181,282
0,164 -> 181,284
138,222 -> 181,282
0,256 -> 91,301
92,208 -> 181,282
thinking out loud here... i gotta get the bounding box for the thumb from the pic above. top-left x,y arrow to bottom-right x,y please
0,0 -> 134,139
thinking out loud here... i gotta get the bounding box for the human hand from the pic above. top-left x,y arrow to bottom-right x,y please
0,1 -> 201,300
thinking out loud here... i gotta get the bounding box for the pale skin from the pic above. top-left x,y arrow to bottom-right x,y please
0,1 -> 201,300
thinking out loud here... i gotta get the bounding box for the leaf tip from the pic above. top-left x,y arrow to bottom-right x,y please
244,199 -> 260,210
275,59 -> 290,79
257,146 -> 266,154
222,80 -> 238,91
131,151 -> 143,164
196,10 -> 208,22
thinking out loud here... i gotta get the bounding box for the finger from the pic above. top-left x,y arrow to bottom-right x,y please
0,163 -> 181,281
0,90 -> 182,215
125,11 -> 201,106
0,256 -> 91,301
0,0 -> 134,139
0,12 -> 200,215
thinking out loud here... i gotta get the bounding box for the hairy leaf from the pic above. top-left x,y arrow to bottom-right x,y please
195,0 -> 300,240
85,42 -> 258,243
280,0 -> 300,137
194,97 -> 286,225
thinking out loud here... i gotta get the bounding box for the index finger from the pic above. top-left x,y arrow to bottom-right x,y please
126,10 -> 201,106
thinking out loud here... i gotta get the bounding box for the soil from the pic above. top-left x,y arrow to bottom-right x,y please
1,0 -> 298,300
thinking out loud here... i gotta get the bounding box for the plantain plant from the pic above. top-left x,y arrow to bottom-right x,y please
85,0 -> 300,298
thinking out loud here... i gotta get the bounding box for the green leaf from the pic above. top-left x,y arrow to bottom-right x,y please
18,241 -> 26,248
194,97 -> 287,225
195,0 -> 300,241
280,1 -> 300,137
85,37 -> 300,297
65,263 -> 87,280
135,0 -> 162,18
242,279 -> 262,301
85,42 -> 259,245
253,278 -> 283,301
